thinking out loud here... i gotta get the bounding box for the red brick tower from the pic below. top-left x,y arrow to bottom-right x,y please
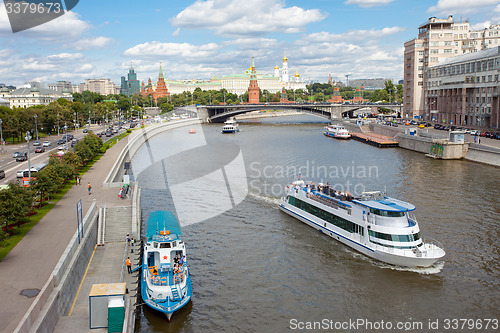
153,62 -> 170,102
248,57 -> 260,104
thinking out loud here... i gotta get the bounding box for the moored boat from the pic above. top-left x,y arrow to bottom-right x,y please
140,211 -> 192,320
189,128 -> 196,134
324,124 -> 351,139
279,179 -> 445,267
221,117 -> 239,133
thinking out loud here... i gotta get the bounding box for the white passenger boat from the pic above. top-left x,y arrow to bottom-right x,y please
279,180 -> 445,267
140,211 -> 192,320
221,118 -> 239,133
324,124 -> 351,139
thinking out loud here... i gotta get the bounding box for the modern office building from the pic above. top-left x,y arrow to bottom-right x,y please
404,16 -> 500,120
427,46 -> 500,129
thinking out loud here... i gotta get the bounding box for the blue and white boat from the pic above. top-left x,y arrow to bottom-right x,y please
324,124 -> 351,139
141,211 -> 192,320
221,118 -> 239,133
279,179 -> 445,267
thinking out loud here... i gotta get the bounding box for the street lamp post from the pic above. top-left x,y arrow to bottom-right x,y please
25,131 -> 31,184
0,119 -> 3,153
88,111 -> 91,131
34,114 -> 39,140
74,112 -> 77,131
57,113 -> 60,136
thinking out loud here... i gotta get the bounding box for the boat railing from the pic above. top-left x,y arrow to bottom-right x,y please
306,191 -> 351,212
370,238 -> 444,258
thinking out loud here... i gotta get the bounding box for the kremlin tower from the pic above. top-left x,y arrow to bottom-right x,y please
248,57 -> 260,104
140,62 -> 170,103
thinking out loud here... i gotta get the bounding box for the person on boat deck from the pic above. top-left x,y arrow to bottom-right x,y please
179,255 -> 184,265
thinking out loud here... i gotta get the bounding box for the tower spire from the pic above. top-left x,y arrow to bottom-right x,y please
159,62 -> 164,78
130,61 -> 133,70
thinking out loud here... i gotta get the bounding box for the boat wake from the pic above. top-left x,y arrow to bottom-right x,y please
248,192 -> 281,207
379,260 -> 445,275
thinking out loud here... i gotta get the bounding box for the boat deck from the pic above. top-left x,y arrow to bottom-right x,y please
350,132 -> 398,148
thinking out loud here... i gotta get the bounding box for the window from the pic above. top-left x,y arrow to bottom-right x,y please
288,197 -> 363,235
418,51 -> 424,55
444,49 -> 452,54
369,208 -> 405,217
431,49 -> 439,54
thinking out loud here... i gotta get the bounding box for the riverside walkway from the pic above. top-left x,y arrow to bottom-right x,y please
0,135 -> 131,333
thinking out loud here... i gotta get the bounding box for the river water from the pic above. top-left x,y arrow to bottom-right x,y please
133,115 -> 500,333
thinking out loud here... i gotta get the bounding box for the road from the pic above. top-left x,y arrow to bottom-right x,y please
0,124 -> 125,185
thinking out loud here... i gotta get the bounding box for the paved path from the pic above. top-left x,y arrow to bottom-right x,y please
0,136 -> 129,333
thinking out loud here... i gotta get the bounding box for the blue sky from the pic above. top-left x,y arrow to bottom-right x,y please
1,0 -> 500,87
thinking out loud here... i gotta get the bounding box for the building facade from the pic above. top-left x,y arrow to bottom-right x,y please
427,46 -> 500,129
48,80 -> 73,93
80,79 -> 119,95
404,16 -> 500,120
0,85 -> 72,108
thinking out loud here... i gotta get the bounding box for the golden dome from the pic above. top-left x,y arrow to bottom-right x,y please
283,51 -> 287,62
294,69 -> 299,77
274,65 -> 279,69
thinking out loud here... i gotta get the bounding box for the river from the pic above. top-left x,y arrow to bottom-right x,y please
132,115 -> 500,332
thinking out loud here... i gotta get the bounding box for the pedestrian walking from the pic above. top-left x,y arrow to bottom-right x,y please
479,138 -> 481,144
126,234 -> 131,244
88,182 -> 92,195
78,176 -> 81,185
75,175 -> 78,185
126,257 -> 132,274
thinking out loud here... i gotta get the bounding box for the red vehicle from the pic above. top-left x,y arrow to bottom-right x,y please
34,147 -> 45,153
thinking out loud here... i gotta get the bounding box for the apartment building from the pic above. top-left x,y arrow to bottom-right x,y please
80,79 -> 120,95
404,15 -> 500,121
427,46 -> 500,129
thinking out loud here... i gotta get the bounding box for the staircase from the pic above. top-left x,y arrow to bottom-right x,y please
170,285 -> 181,300
104,206 -> 133,243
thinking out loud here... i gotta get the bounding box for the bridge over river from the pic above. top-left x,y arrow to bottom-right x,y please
195,103 -> 403,123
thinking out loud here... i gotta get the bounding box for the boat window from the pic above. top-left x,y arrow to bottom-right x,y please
369,208 -> 405,217
160,242 -> 171,248
369,230 -> 421,243
153,242 -> 158,248
172,241 -> 177,247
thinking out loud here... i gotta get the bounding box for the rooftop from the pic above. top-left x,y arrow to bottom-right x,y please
431,46 -> 500,67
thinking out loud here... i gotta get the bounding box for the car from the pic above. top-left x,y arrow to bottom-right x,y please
35,147 -> 45,153
418,124 -> 425,128
13,151 -> 23,158
83,129 -> 88,133
58,145 -> 65,150
57,139 -> 66,145
17,170 -> 24,178
42,141 -> 51,147
33,140 -> 41,146
16,152 -> 27,162
0,169 -> 5,179
470,130 -> 479,136
434,124 -> 441,129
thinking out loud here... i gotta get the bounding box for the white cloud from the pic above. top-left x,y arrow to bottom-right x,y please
344,0 -> 395,8
427,0 -> 500,14
124,41 -> 220,59
170,0 -> 326,37
64,36 -> 114,50
305,26 -> 405,43
222,38 -> 281,50
172,27 -> 180,37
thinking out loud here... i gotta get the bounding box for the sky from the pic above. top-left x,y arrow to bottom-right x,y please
1,0 -> 500,88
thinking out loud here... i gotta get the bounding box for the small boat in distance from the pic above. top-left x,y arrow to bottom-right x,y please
189,128 -> 196,134
279,179 -> 445,267
221,117 -> 239,134
324,124 -> 351,139
141,211 -> 192,320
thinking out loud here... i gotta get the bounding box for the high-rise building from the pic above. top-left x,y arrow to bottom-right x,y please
120,63 -> 140,96
404,16 -> 500,120
248,57 -> 260,104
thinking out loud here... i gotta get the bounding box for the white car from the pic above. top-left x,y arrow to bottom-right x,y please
42,141 -> 51,147
17,170 -> 24,178
58,145 -> 66,150
470,130 -> 479,136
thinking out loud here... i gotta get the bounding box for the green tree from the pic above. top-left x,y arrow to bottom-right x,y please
0,183 -> 33,231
